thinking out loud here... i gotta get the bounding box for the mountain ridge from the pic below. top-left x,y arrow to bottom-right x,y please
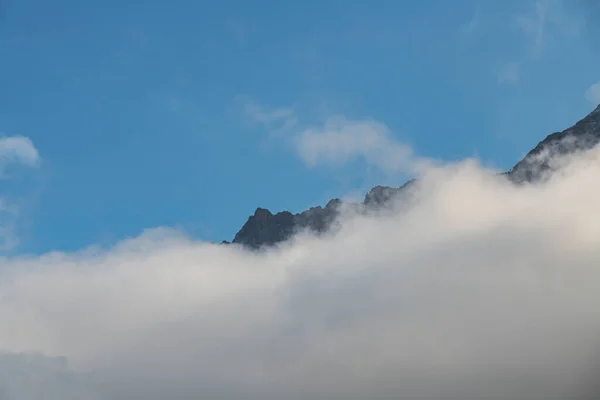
226,104 -> 600,249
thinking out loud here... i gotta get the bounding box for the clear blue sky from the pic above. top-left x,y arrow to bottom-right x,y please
1,0 -> 599,253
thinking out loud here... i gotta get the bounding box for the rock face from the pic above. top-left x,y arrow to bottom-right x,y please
508,104 -> 600,182
363,180 -> 416,208
232,200 -> 342,249
230,104 -> 600,249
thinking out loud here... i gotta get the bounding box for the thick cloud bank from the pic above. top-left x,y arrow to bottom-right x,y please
0,353 -> 99,399
2,149 -> 600,399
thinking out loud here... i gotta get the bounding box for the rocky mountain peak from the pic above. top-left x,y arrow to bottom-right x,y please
508,104 -> 600,183
252,208 -> 273,221
229,104 -> 600,249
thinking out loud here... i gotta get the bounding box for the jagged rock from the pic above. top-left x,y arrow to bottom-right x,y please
294,198 -> 341,232
230,104 -> 600,249
229,186 -> 415,249
364,179 -> 416,208
231,199 -> 343,248
508,104 -> 600,183
232,208 -> 296,249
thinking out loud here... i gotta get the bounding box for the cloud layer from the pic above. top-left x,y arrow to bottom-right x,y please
2,143 -> 600,398
0,353 -> 99,400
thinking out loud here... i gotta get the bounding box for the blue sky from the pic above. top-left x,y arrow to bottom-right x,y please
1,0 -> 599,253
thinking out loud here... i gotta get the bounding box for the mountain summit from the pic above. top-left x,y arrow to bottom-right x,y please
227,104 -> 600,249
508,104 -> 600,182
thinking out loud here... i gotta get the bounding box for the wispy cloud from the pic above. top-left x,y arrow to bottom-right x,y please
240,97 -> 298,135
517,0 -> 550,57
585,81 -> 600,105
224,17 -> 248,45
294,115 -> 430,175
458,3 -> 482,41
0,135 -> 41,250
496,0 -> 585,86
0,136 -> 40,177
497,62 -> 520,85
516,0 -> 584,58
240,99 -> 430,175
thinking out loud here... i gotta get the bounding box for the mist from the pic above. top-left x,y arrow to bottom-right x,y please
2,147 -> 600,399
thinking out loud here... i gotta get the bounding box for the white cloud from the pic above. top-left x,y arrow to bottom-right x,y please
294,115 -> 429,175
585,81 -> 600,105
497,62 -> 520,85
0,136 -> 40,176
2,145 -> 600,398
238,99 -> 429,175
241,98 -> 298,135
0,135 -> 41,250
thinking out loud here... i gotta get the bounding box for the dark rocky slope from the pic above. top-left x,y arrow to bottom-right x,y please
508,104 -> 600,182
227,104 -> 600,249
